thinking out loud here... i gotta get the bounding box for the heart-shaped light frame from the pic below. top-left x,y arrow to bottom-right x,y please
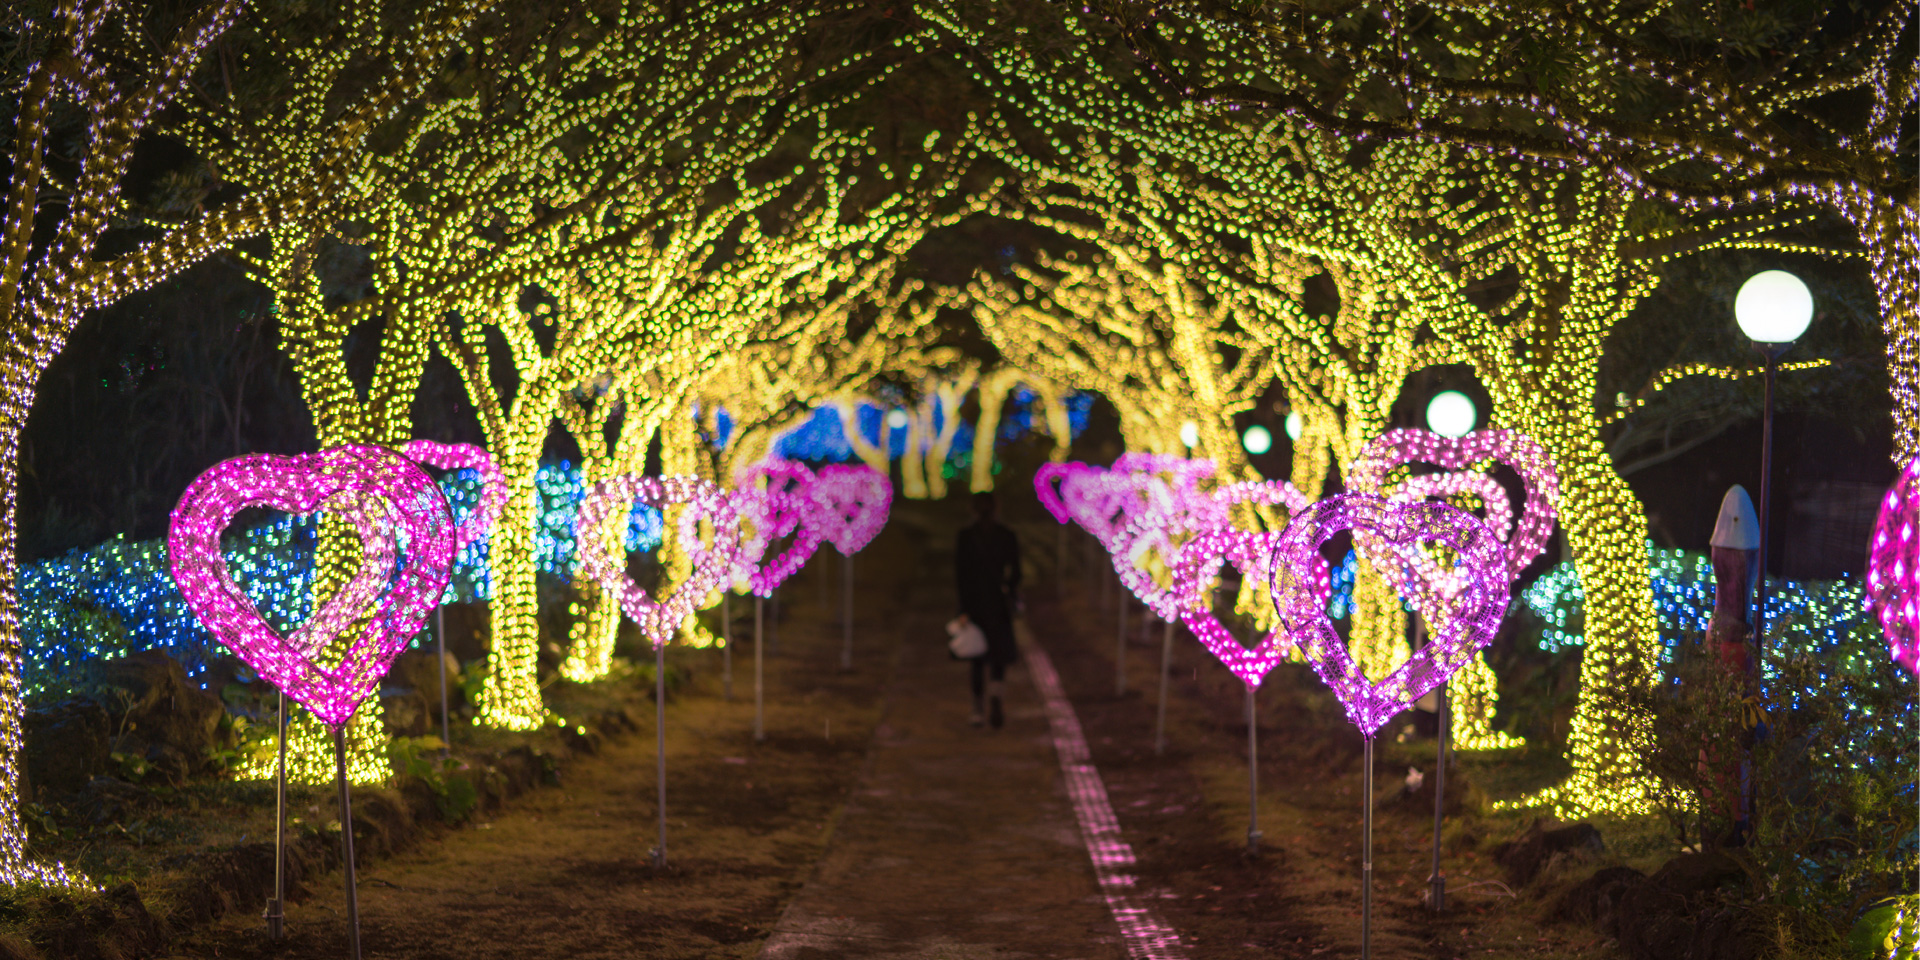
1173,526 -> 1331,688
805,464 -> 891,556
1270,493 -> 1510,738
400,439 -> 505,552
1868,456 -> 1920,675
168,444 -> 456,728
732,459 -> 820,596
574,475 -> 741,647
1348,428 -> 1557,583
1034,461 -> 1100,525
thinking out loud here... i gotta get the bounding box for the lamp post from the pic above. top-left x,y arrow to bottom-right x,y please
1734,269 -> 1814,659
1421,388 -> 1474,911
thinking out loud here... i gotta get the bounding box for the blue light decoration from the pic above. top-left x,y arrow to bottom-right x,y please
19,461 -> 659,697
945,390 -> 1095,478
28,390 -> 1091,699
1520,543 -> 1912,761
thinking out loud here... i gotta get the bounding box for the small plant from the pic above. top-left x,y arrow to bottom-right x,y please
388,736 -> 478,824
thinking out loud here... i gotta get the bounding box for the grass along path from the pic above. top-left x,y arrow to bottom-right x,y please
163,528 -> 917,960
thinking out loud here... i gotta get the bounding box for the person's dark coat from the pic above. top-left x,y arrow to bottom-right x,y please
955,520 -> 1022,665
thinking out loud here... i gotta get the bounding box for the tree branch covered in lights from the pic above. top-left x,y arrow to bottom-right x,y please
1104,0 -> 1919,462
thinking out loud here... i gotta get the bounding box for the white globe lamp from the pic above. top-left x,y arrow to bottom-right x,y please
1734,269 -> 1814,666
1735,270 -> 1813,344
1284,411 -> 1304,442
1426,391 -> 1477,438
885,408 -> 909,430
1179,421 -> 1200,450
1242,424 -> 1273,455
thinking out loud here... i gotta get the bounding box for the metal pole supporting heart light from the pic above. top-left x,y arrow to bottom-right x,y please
734,459 -> 822,738
574,474 -> 740,868
265,691 -> 287,939
802,465 -> 891,672
1173,522 -> 1330,856
1269,494 -> 1509,959
169,444 -> 457,958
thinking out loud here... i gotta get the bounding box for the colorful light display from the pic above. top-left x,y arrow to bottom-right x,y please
804,465 -> 892,557
574,476 -> 740,648
400,441 -> 505,553
733,460 -> 821,597
1349,429 -> 1559,749
1270,494 -> 1510,739
168,445 -> 456,728
1173,527 -> 1327,688
1868,457 -> 1920,675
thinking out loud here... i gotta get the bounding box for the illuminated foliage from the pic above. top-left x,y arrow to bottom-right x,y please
1109,0 -> 1918,463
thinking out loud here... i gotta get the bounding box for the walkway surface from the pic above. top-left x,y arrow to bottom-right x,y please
758,616 -> 1128,959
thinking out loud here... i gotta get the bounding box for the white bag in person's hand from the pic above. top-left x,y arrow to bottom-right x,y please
947,616 -> 988,659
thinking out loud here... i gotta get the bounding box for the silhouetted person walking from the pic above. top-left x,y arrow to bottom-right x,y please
955,491 -> 1021,728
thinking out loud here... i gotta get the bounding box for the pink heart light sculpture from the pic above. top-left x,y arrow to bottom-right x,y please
1111,485 -> 1229,619
1347,428 -> 1558,583
168,444 -> 457,728
732,459 -> 821,596
1034,461 -> 1099,525
1868,456 -> 1920,675
805,464 -> 892,556
1268,493 -> 1510,738
1211,479 -> 1313,517
575,475 -> 742,647
1172,527 -> 1332,687
400,439 -> 505,551
1113,452 -> 1215,490
1063,469 -> 1131,545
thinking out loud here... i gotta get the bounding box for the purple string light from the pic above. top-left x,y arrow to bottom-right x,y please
1269,494 -> 1510,739
1868,456 -> 1920,675
574,476 -> 741,648
167,444 -> 456,728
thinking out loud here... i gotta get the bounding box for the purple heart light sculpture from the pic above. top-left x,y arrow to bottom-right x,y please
400,439 -> 505,552
574,475 -> 742,647
733,459 -> 821,596
1035,461 -> 1100,525
168,444 -> 456,729
1868,456 -> 1920,675
1348,428 -> 1558,586
1269,493 -> 1510,739
1111,483 -> 1229,621
1173,527 -> 1326,688
805,464 -> 892,556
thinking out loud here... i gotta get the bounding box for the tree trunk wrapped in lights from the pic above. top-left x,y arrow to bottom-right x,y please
0,0 -> 251,884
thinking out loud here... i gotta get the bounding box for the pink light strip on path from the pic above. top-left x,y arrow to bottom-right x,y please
1022,634 -> 1189,960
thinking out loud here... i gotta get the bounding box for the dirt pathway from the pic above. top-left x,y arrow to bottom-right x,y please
757,591 -> 1127,959
164,531 -> 913,960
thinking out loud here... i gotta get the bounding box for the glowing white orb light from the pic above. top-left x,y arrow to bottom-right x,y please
885,408 -> 910,430
1179,421 -> 1200,449
1734,270 -> 1813,344
1426,391 -> 1477,438
1284,411 -> 1304,442
1242,424 -> 1273,455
